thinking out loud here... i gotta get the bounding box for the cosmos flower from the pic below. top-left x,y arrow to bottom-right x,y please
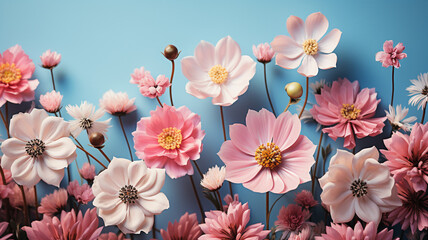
160,212 -> 202,240
67,180 -> 94,205
40,50 -> 61,69
407,72 -> 428,110
99,90 -> 137,116
200,165 -> 226,191
385,105 -> 416,132
66,101 -> 111,137
375,40 -> 407,68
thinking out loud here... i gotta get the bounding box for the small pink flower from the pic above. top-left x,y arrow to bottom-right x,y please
275,204 -> 311,234
39,90 -> 63,113
80,162 -> 96,181
200,165 -> 226,191
375,40 -> 407,68
0,185 -> 12,208
253,43 -> 275,63
40,50 -> 61,69
67,180 -> 94,204
0,222 -> 12,240
315,221 -> 397,240
130,67 -> 170,98
295,190 -> 318,209
160,212 -> 202,240
99,90 -> 137,116
98,233 -> 130,240
38,188 -> 68,216
8,183 -> 35,208
223,193 -> 240,212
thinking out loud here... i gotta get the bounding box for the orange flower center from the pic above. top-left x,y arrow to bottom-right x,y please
0,63 -> 21,84
208,65 -> 228,84
158,127 -> 182,150
302,39 -> 318,55
255,142 -> 282,169
341,104 -> 361,120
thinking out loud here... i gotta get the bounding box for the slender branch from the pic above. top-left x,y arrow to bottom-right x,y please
298,77 -> 309,118
169,60 -> 175,106
0,166 -> 10,221
421,102 -> 426,124
0,109 -> 10,138
75,145 -> 107,169
0,166 -> 6,184
156,96 -> 163,107
98,148 -> 111,163
152,216 -> 156,238
311,131 -> 323,194
5,102 -> 9,130
268,193 -> 286,216
263,63 -> 276,116
33,185 -> 39,220
266,192 -> 270,230
284,99 -> 292,113
118,116 -> 134,161
19,185 -> 30,225
50,68 -> 56,91
192,161 -> 203,178
67,167 -> 71,184
189,175 -> 205,221
72,135 -> 91,163
220,106 -> 233,197
216,190 -> 224,211
391,66 -> 395,106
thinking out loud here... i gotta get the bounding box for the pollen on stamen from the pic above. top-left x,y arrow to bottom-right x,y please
158,127 -> 183,150
208,64 -> 228,84
255,142 -> 282,169
302,39 -> 318,55
341,104 -> 361,120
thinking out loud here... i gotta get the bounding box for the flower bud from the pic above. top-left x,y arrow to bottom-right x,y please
163,45 -> 180,60
285,82 -> 303,99
89,132 -> 105,148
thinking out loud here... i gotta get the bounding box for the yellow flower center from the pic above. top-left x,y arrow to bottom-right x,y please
255,142 -> 282,169
158,127 -> 182,150
302,39 -> 318,55
208,64 -> 228,84
0,63 -> 21,84
341,104 -> 361,120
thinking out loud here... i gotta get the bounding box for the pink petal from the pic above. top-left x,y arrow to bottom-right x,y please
181,56 -> 210,82
276,54 -> 304,69
352,147 -> 379,176
246,109 -> 275,145
314,53 -> 337,69
318,29 -> 342,53
99,203 -> 126,226
137,193 -> 169,215
297,55 -> 318,77
228,124 -> 259,155
223,55 -> 256,97
194,40 -> 216,71
0,138 -> 26,158
271,35 -> 303,58
355,197 -> 381,223
215,36 -> 241,72
242,168 -> 273,193
383,40 -> 394,53
286,15 -> 306,44
330,195 -> 356,223
36,159 -> 64,187
39,117 -> 69,143
305,12 -> 329,41
273,111 -> 300,151
11,155 -> 40,187
211,85 -> 237,106
44,138 -> 76,159
321,182 -> 352,205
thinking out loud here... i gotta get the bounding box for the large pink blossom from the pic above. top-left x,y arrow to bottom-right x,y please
275,204 -> 311,235
315,221 -> 397,240
67,180 -> 94,204
38,188 -> 68,216
375,40 -> 407,68
218,109 -> 315,194
130,67 -> 170,98
133,104 -> 205,179
160,212 -> 202,240
310,78 -> 386,149
0,45 -> 39,107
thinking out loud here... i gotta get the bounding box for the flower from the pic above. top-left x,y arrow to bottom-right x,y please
40,50 -> 61,69
0,45 -> 39,107
92,157 -> 169,234
275,204 -> 311,235
271,12 -> 342,77
39,90 -> 63,113
0,159 -> 11,184
0,109 -> 77,187
38,188 -> 68,216
133,104 -> 205,179
199,202 -> 270,239
67,180 -> 94,204
310,79 -> 328,95
0,185 -> 12,208
381,123 -> 428,192
181,36 -> 256,106
8,184 -> 35,208
23,209 -> 102,240
200,165 -> 226,191
0,222 -> 12,240
375,40 -> 407,68
385,105 -> 417,132
66,101 -> 111,137
407,72 -> 428,110
160,212 -> 202,240
252,43 -> 275,63
130,67 -> 170,98
289,225 -> 312,240
218,109 -> 316,194
310,78 -> 386,149
98,233 -> 130,240
315,221 -> 397,240
295,190 -> 318,209
79,162 -> 96,181
223,193 -> 240,212
99,90 -> 137,116
319,147 -> 401,224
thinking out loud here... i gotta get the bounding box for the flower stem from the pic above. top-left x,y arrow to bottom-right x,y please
50,68 -> 56,91
19,185 -> 30,225
152,216 -> 156,238
311,131 -> 323,194
263,63 -> 276,116
67,167 -> 71,184
0,166 -> 11,222
0,108 -> 10,138
169,60 -> 175,106
216,190 -> 224,211
71,135 -> 91,164
192,161 -> 203,178
156,96 -> 163,107
421,102 -> 426,124
33,185 -> 39,220
268,193 -> 286,217
284,99 -> 292,112
189,175 -> 205,222
98,148 -> 111,163
75,145 -> 107,169
118,116 -> 134,161
266,192 -> 270,230
391,66 -> 395,106
298,77 -> 309,118
220,106 -> 233,197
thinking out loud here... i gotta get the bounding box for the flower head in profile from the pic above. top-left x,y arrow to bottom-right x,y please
0,45 -> 39,107
271,12 -> 342,77
200,165 -> 226,191
218,109 -> 316,194
253,43 -> 275,63
0,222 -> 12,240
38,188 -> 68,216
181,36 -> 256,106
79,162 -> 96,181
40,50 -> 61,69
407,72 -> 428,110
223,193 -> 240,212
315,221 -> 397,240
133,104 -> 205,179
67,180 -> 94,204
66,101 -> 111,137
295,190 -> 318,209
98,233 -> 130,240
39,90 -> 63,113
385,105 -> 416,132
130,67 -> 170,98
99,90 -> 137,116
310,79 -> 328,95
289,225 -> 313,240
160,212 -> 202,240
92,157 -> 169,234
0,109 -> 77,187
375,40 -> 407,68
275,204 -> 311,235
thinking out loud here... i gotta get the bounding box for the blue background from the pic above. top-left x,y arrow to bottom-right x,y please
1,0 -> 426,239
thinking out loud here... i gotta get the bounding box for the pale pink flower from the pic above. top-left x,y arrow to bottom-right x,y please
181,36 -> 256,106
200,165 -> 226,191
40,50 -> 61,69
0,45 -> 39,107
67,180 -> 95,204
130,67 -> 170,98
275,204 -> 311,235
23,209 -> 102,240
199,202 -> 270,239
8,183 -> 35,208
218,109 -> 316,194
133,104 -> 205,179
39,90 -> 63,113
295,190 -> 318,209
271,12 -> 342,77
92,157 -> 169,234
289,225 -> 312,240
381,123 -> 428,192
98,233 -> 129,240
310,78 -> 386,149
223,193 -> 240,212
319,147 -> 402,224
80,162 -> 96,181
0,222 -> 12,240
0,185 -> 12,208
38,188 -> 68,216
316,221 -> 397,240
66,101 -> 111,137
252,43 -> 275,63
160,212 -> 202,240
375,40 -> 407,68
0,109 -> 77,187
99,90 -> 137,116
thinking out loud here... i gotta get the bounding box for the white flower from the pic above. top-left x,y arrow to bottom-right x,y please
66,101 -> 111,137
309,79 -> 328,95
385,105 -> 417,132
407,73 -> 428,110
200,165 -> 226,191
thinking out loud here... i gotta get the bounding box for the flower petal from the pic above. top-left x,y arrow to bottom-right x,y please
194,40 -> 216,71
39,117 -> 70,143
355,197 -> 381,223
330,195 -> 356,223
305,12 -> 329,41
246,109 -> 276,145
314,53 -> 337,70
271,35 -> 303,58
286,15 -> 306,44
273,111 -> 301,151
215,36 -> 241,72
318,29 -> 342,53
228,124 -> 259,155
11,155 -> 40,187
297,55 -> 318,77
137,193 -> 169,215
36,159 -> 64,187
44,137 -> 76,159
275,53 -> 304,70
0,138 -> 26,159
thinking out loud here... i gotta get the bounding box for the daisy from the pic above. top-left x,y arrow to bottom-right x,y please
66,101 -> 111,137
385,105 -> 416,132
160,213 -> 202,240
407,72 -> 428,110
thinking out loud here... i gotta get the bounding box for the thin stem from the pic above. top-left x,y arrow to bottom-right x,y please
50,68 -> 56,91
74,158 -> 84,184
0,109 -> 10,138
189,175 -> 205,221
72,135 -> 91,163
67,167 -> 71,184
298,77 -> 309,118
0,166 -> 10,221
169,60 -> 175,106
5,102 -> 9,129
268,193 -> 286,217
130,234 -> 134,240
216,190 -> 224,211
353,147 -> 356,154
263,63 -> 276,116
156,96 -> 163,107
311,131 -> 324,194
284,99 -> 292,112
152,216 -> 156,238
97,148 -> 111,163
19,185 -> 30,225
266,192 -> 270,230
118,116 -> 133,161
0,166 -> 6,184
220,106 -> 233,197
33,185 -> 39,220
391,67 -> 395,106
75,145 -> 107,169
421,102 -> 426,124
192,161 -> 203,178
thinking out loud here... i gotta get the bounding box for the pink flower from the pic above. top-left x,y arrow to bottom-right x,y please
181,36 -> 256,106
130,67 -> 170,98
99,90 -> 137,116
310,78 -> 386,149
381,123 -> 428,192
98,233 -> 130,240
0,185 -> 12,208
319,147 -> 402,224
271,12 -> 342,77
223,193 -> 240,212
39,90 -> 63,113
40,50 -> 61,69
160,212 -> 202,240
0,222 -> 12,240
289,225 -> 312,240
200,165 -> 226,191
295,190 -> 318,209
0,45 -> 39,107
80,162 -> 96,181
218,109 -> 316,194
133,104 -> 205,179
375,40 -> 407,68
199,202 -> 270,239
0,109 -> 77,187
67,180 -> 95,204
8,183 -> 35,208
252,43 -> 275,63
275,204 -> 311,235
23,209 -> 102,240
315,221 -> 397,240
38,188 -> 68,216
0,158 -> 11,184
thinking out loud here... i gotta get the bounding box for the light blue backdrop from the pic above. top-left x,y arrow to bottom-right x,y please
1,0 -> 426,239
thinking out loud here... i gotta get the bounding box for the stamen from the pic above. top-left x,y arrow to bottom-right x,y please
80,118 -> 93,129
0,63 -> 22,84
25,139 -> 45,158
255,142 -> 282,169
302,39 -> 318,55
341,104 -> 361,120
208,65 -> 228,84
350,179 -> 368,197
119,185 -> 138,204
158,127 -> 182,150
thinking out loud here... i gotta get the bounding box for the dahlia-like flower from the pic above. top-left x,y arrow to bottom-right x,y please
67,180 -> 94,204
319,147 -> 401,224
199,202 -> 270,239
23,209 -> 102,240
275,204 -> 311,235
40,50 -> 61,69
39,90 -> 63,113
271,12 -> 341,77
160,212 -> 202,240
385,104 -> 417,132
181,36 -> 256,106
130,67 -> 170,98
133,104 -> 205,179
315,221 -> 397,240
310,78 -> 386,149
66,101 -> 111,137
0,45 -> 39,107
0,222 -> 11,240
295,190 -> 318,209
8,183 -> 35,208
98,233 -> 129,240
38,188 -> 68,216
79,162 -> 96,181
252,43 -> 275,63
200,165 -> 226,191
407,72 -> 428,110
375,40 -> 407,68
218,109 -> 315,194
92,157 -> 169,234
99,90 -> 136,116
0,109 -> 77,187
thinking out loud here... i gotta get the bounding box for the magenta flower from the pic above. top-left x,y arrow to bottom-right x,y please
218,109 -> 315,194
40,50 -> 61,69
160,212 -> 202,240
253,43 -> 275,63
79,162 -> 96,181
67,180 -> 94,204
315,221 -> 397,240
38,188 -> 68,216
130,67 -> 170,98
295,190 -> 318,209
0,222 -> 12,240
375,40 -> 407,68
99,90 -> 137,116
275,204 -> 311,235
39,90 -> 63,113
